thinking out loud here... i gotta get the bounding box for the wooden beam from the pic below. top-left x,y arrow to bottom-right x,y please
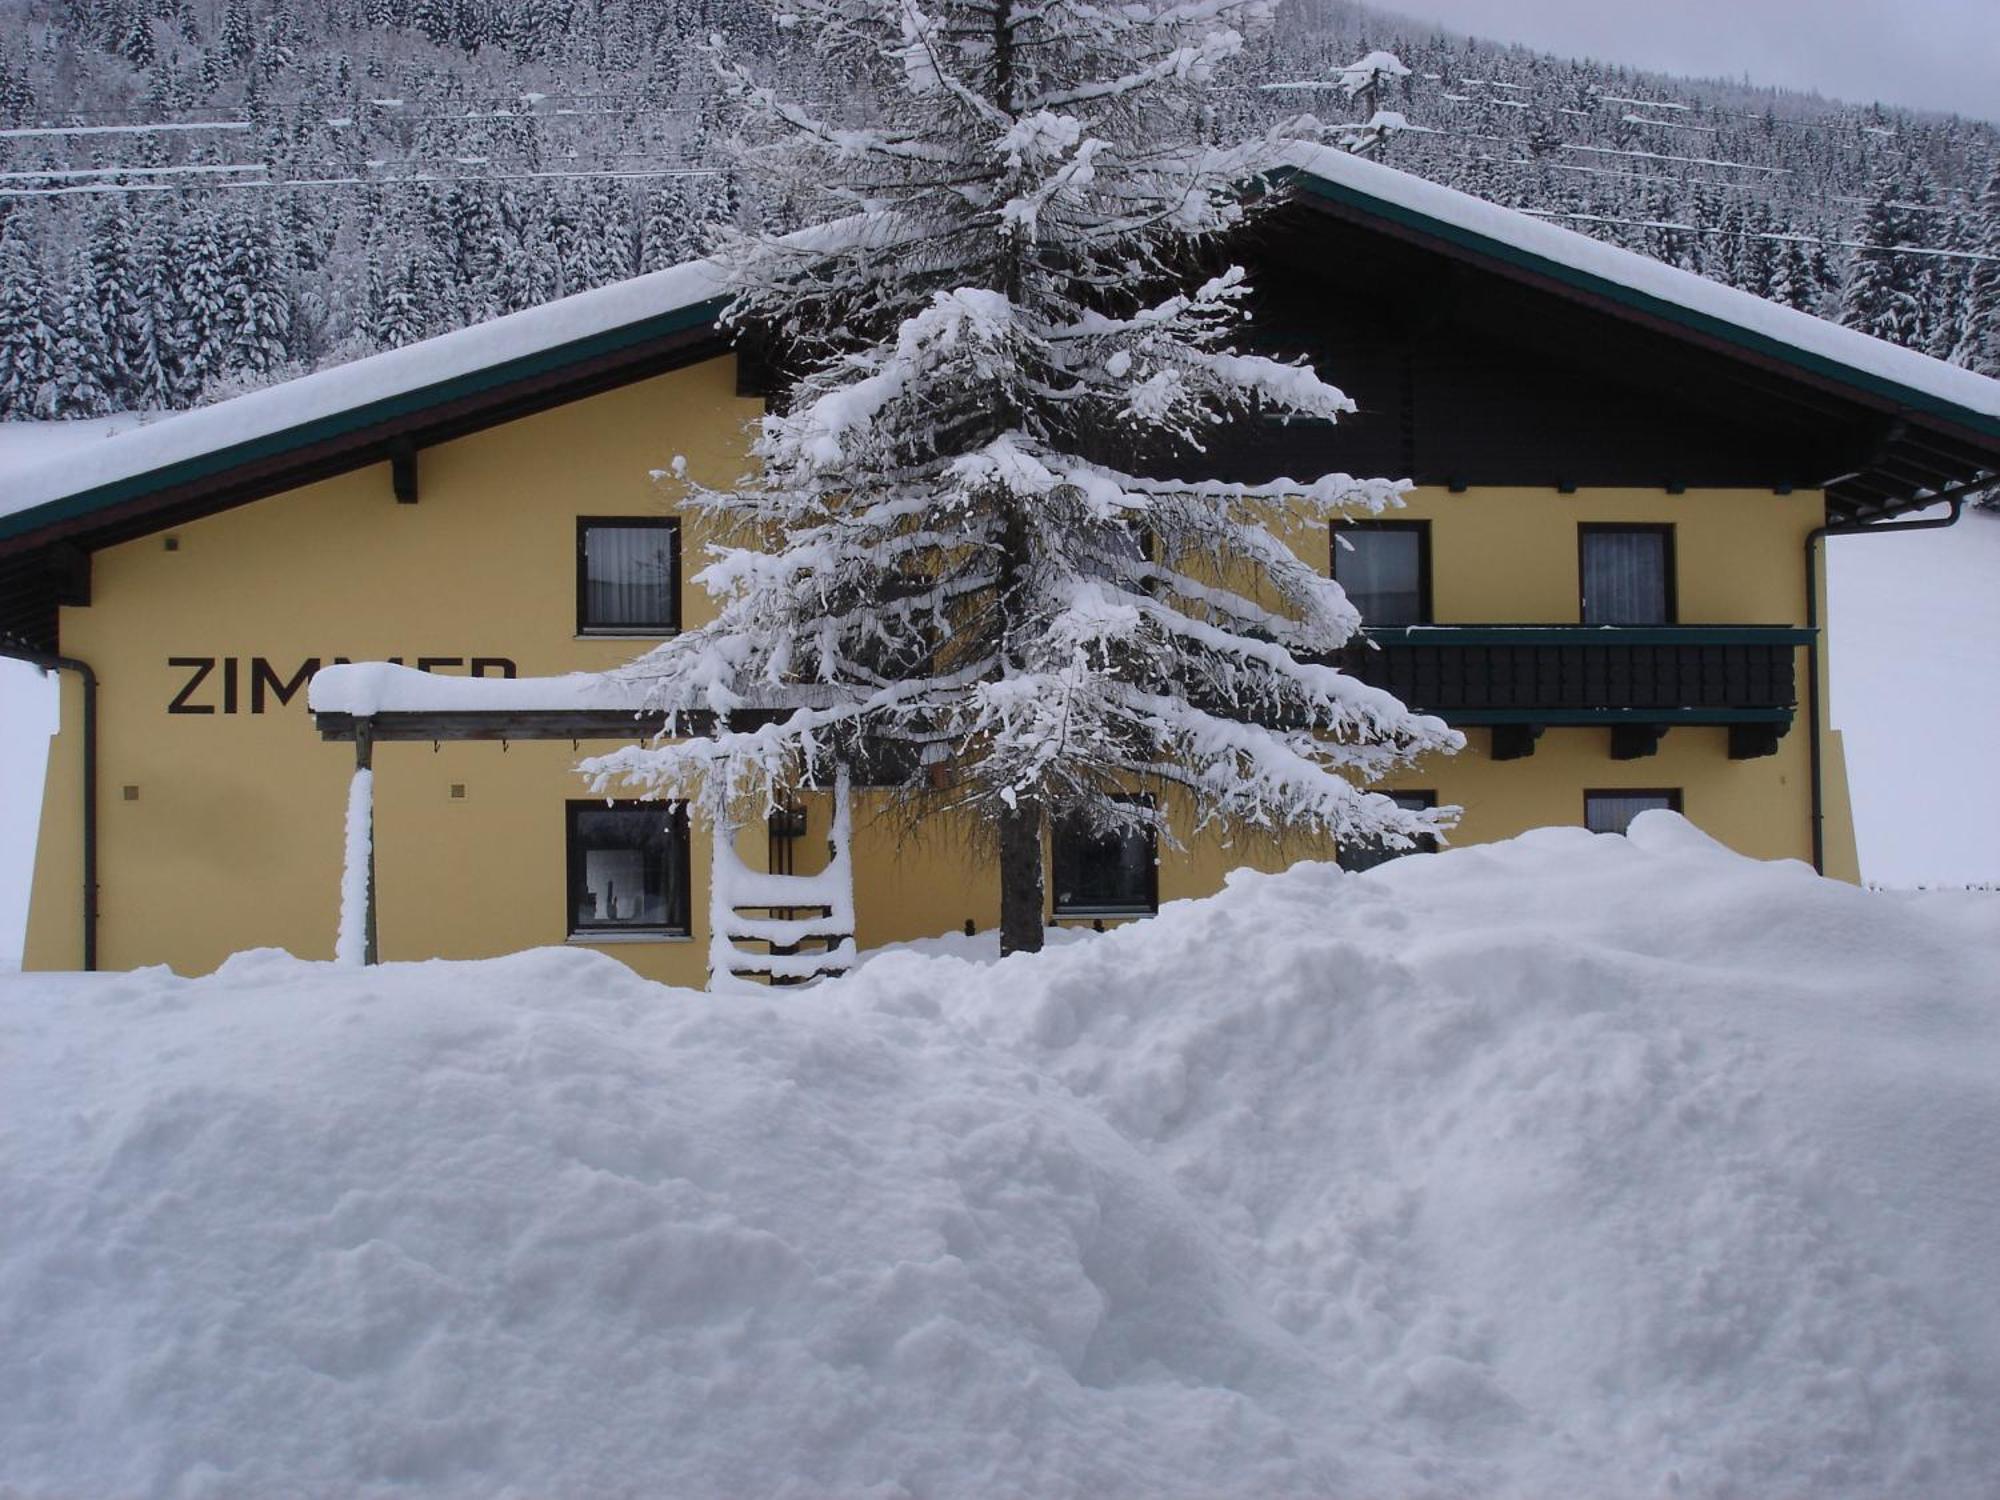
1490,723 -> 1543,761
391,444 -> 419,505
1728,722 -> 1786,760
1610,723 -> 1666,760
317,708 -> 689,742
46,542 -> 90,607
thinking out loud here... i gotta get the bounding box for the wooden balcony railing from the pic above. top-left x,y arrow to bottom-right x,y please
1339,625 -> 1815,759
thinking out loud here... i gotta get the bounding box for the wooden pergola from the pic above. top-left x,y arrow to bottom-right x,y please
313,700 -> 855,982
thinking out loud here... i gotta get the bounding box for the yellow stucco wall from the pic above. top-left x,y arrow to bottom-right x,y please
23,358 -> 1858,980
26,356 -> 758,978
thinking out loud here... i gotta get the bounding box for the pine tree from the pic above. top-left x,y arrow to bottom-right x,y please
0,218 -> 57,418
1960,164 -> 2000,375
221,204 -> 291,378
171,203 -> 232,402
640,179 -> 692,271
1841,186 -> 1924,348
219,0 -> 252,67
584,0 -> 1460,954
375,261 -> 429,347
84,203 -> 134,403
126,207 -> 172,409
1769,233 -> 1818,314
1738,203 -> 1775,300
46,254 -> 114,418
115,0 -> 155,67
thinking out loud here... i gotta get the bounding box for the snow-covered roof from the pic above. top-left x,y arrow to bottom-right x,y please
0,256 -> 727,536
4,147 -> 1997,553
1277,142 -> 2000,433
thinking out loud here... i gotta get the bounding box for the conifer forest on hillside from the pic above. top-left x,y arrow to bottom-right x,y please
0,0 -> 1994,420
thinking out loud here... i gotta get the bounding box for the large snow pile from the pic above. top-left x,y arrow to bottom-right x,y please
4,816 -> 1998,1498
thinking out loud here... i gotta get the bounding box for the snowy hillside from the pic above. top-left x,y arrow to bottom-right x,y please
3,815 -> 1997,1497
0,0 -> 1993,424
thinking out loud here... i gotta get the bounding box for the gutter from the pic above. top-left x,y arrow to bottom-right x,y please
0,644 -> 96,969
1805,487 -> 1981,875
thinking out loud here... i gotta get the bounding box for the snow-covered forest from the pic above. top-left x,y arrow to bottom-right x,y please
0,0 -> 1994,420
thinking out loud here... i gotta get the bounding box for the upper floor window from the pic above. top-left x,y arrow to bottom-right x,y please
1052,802 -> 1158,917
578,517 -> 679,636
567,800 -> 691,937
1579,524 -> 1674,626
1584,789 -> 1682,836
1338,790 -> 1438,873
1333,520 -> 1431,626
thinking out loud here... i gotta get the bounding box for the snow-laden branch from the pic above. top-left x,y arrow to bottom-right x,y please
583,0 -> 1463,940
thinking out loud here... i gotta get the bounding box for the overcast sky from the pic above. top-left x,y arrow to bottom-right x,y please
1379,0 -> 1999,123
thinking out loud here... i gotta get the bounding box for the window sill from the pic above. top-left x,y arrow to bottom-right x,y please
1052,908 -> 1156,921
575,630 -> 680,641
566,931 -> 695,945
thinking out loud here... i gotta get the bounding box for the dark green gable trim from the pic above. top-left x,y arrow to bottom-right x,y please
1362,625 -> 1815,648
0,295 -> 730,547
1275,166 -> 2000,446
1443,707 -> 1792,725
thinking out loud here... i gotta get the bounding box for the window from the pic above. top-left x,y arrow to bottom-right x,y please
1333,520 -> 1430,626
1579,524 -> 1674,626
1338,790 -> 1438,873
1052,804 -> 1158,917
1584,789 -> 1682,836
577,517 -> 679,635
566,801 -> 691,937
1080,520 -> 1151,582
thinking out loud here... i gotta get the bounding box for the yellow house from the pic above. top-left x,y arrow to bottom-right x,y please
5,148 -> 1998,983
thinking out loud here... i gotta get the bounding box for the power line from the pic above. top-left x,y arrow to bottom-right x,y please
0,164 -> 726,199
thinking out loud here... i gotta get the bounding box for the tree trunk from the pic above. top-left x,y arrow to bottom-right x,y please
997,796 -> 1045,955
991,8 -> 1036,960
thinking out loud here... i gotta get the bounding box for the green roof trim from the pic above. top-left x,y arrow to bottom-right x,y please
1276,166 -> 2000,445
0,295 -> 730,546
1439,707 -> 1794,725
1362,625 -> 1816,647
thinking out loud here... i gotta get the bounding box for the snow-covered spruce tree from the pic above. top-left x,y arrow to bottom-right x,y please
585,0 -> 1462,954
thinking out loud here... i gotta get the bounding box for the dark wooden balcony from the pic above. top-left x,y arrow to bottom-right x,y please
1340,625 -> 1815,759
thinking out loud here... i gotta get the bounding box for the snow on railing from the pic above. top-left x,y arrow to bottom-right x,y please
708,764 -> 856,993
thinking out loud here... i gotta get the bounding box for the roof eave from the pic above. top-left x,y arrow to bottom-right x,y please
0,295 -> 730,556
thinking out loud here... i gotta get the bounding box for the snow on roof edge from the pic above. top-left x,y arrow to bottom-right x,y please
0,256 -> 729,528
1278,141 -> 2000,427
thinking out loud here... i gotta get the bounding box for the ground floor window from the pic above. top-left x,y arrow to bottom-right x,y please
1584,788 -> 1682,836
567,801 -> 691,937
1338,790 -> 1438,872
1052,804 -> 1158,917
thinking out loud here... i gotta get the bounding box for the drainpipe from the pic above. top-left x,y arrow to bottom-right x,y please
0,644 -> 97,969
1805,489 -> 1976,875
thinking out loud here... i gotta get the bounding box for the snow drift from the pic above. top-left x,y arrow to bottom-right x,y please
3,815 -> 1998,1498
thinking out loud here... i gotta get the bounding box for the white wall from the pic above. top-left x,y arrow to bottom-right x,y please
0,661 -> 58,969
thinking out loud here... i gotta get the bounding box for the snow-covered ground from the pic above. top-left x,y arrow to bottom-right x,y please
3,815 -> 1997,1498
